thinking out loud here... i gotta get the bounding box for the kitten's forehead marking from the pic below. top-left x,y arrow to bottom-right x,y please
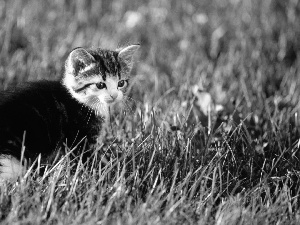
85,76 -> 103,84
94,50 -> 121,79
102,72 -> 106,81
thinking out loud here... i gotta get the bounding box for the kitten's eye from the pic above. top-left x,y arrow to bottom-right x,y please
118,80 -> 127,88
96,82 -> 106,89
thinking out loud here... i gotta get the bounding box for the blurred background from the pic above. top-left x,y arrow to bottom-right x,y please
0,0 -> 300,127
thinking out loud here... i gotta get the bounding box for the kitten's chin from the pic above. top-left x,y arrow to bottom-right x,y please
105,99 -> 115,104
96,103 -> 109,120
83,99 -> 108,120
86,97 -> 121,121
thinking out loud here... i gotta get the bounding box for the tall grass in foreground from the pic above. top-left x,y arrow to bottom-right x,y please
1,0 -> 300,224
0,114 -> 299,224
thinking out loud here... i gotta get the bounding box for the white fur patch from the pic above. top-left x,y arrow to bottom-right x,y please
0,156 -> 24,182
63,75 -> 102,106
80,63 -> 95,73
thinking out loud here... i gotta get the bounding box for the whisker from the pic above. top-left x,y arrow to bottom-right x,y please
85,98 -> 97,124
87,109 -> 92,124
70,130 -> 80,148
122,100 -> 133,114
124,95 -> 141,105
83,106 -> 90,122
103,103 -> 109,115
125,95 -> 139,111
96,101 -> 102,117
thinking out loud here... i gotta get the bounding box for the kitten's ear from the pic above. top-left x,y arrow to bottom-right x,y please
66,48 -> 96,76
118,44 -> 140,69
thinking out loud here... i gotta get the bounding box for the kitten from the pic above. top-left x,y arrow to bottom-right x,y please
0,44 -> 140,182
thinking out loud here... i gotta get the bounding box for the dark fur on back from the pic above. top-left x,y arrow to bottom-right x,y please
0,81 -> 102,164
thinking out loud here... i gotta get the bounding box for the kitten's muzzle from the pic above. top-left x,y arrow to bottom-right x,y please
105,92 -> 118,103
110,92 -> 118,99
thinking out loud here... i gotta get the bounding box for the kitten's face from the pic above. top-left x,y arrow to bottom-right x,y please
63,45 -> 139,119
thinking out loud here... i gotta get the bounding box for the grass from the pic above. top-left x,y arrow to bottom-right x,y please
1,0 -> 300,224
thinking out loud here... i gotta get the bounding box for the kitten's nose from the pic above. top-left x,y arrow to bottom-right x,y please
110,92 -> 118,100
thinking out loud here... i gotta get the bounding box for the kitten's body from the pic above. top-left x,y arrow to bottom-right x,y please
0,45 -> 139,182
0,81 -> 101,163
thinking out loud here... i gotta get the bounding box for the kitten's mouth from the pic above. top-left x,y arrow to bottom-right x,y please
105,99 -> 115,104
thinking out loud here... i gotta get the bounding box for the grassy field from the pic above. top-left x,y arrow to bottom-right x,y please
1,0 -> 300,224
